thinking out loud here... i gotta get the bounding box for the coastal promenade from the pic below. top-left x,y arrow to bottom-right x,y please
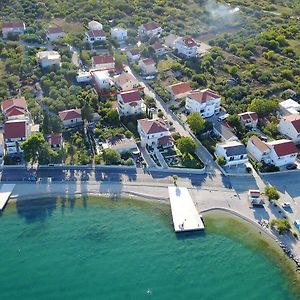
3,165 -> 300,266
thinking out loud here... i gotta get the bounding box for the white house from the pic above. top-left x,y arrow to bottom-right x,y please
175,37 -> 198,58
114,73 -> 140,91
118,90 -> 145,116
92,70 -> 112,90
215,141 -> 248,166
1,97 -> 28,120
46,27 -> 65,42
4,120 -> 30,155
58,109 -> 82,128
85,30 -> 106,44
279,99 -> 300,115
168,82 -> 192,100
278,114 -> 300,144
36,51 -> 61,68
138,22 -> 162,37
247,135 -> 298,167
185,89 -> 221,117
88,20 -> 103,31
76,71 -> 92,83
2,21 -> 25,38
238,112 -> 258,128
268,139 -> 298,167
111,27 -> 127,41
247,135 -> 272,164
138,58 -> 157,75
92,55 -> 115,70
152,42 -> 166,56
137,118 -> 172,148
126,49 -> 141,62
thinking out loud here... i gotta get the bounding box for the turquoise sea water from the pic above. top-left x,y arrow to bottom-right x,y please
0,197 -> 299,300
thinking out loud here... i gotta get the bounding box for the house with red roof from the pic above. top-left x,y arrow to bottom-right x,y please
1,97 -> 28,120
152,41 -> 166,56
185,89 -> 221,117
137,118 -> 172,147
247,135 -> 297,167
85,30 -> 106,44
126,49 -> 141,62
4,120 -> 30,155
167,82 -> 192,100
278,114 -> 300,144
48,133 -> 63,150
46,27 -> 65,42
1,21 -> 26,38
117,90 -> 145,116
138,22 -> 162,37
138,58 -> 157,75
175,37 -> 198,58
238,112 -> 258,128
58,109 -> 82,128
92,55 -> 115,70
114,73 -> 140,91
268,139 -> 297,167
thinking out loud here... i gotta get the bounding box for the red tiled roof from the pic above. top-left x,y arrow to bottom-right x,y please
6,107 -> 25,117
92,55 -> 114,65
2,97 -> 27,113
152,41 -> 164,50
143,22 -> 160,31
187,89 -> 220,103
271,140 -> 297,157
129,49 -> 141,56
239,112 -> 258,121
120,91 -> 141,103
87,30 -> 105,38
141,58 -> 155,66
169,82 -> 192,96
182,37 -> 197,48
248,136 -> 269,152
2,22 -> 24,29
47,27 -> 64,34
114,73 -> 139,87
48,133 -> 63,145
283,114 -> 300,133
4,120 -> 26,139
138,118 -> 168,134
58,109 -> 81,121
158,135 -> 173,146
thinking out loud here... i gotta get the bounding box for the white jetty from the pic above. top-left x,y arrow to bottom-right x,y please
168,186 -> 204,232
0,184 -> 15,211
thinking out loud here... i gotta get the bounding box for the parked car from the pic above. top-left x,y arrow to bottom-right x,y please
27,175 -> 37,182
282,202 -> 291,209
145,75 -> 155,80
217,113 -> 229,122
286,164 -> 297,170
294,220 -> 300,230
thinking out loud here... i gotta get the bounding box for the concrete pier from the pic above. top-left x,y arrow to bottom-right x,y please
168,186 -> 204,232
0,184 -> 15,211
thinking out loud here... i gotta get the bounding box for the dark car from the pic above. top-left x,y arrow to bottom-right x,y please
286,164 -> 297,170
27,175 -> 37,182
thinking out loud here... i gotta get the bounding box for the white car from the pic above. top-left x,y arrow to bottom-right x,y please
217,113 -> 229,122
145,75 -> 155,80
282,202 -> 291,208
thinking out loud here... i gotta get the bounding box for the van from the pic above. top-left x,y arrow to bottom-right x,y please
217,113 -> 229,122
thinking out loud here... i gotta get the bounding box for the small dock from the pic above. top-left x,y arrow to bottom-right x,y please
0,184 -> 15,212
168,186 -> 204,232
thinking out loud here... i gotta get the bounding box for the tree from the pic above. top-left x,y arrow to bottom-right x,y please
270,219 -> 291,234
21,132 -> 46,164
248,98 -> 278,118
106,109 -> 120,126
216,156 -> 226,166
102,149 -> 121,165
82,104 -> 93,122
187,112 -> 206,135
176,137 -> 197,154
264,185 -> 280,201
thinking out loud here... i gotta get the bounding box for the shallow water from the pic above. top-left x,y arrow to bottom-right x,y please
0,196 -> 299,300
